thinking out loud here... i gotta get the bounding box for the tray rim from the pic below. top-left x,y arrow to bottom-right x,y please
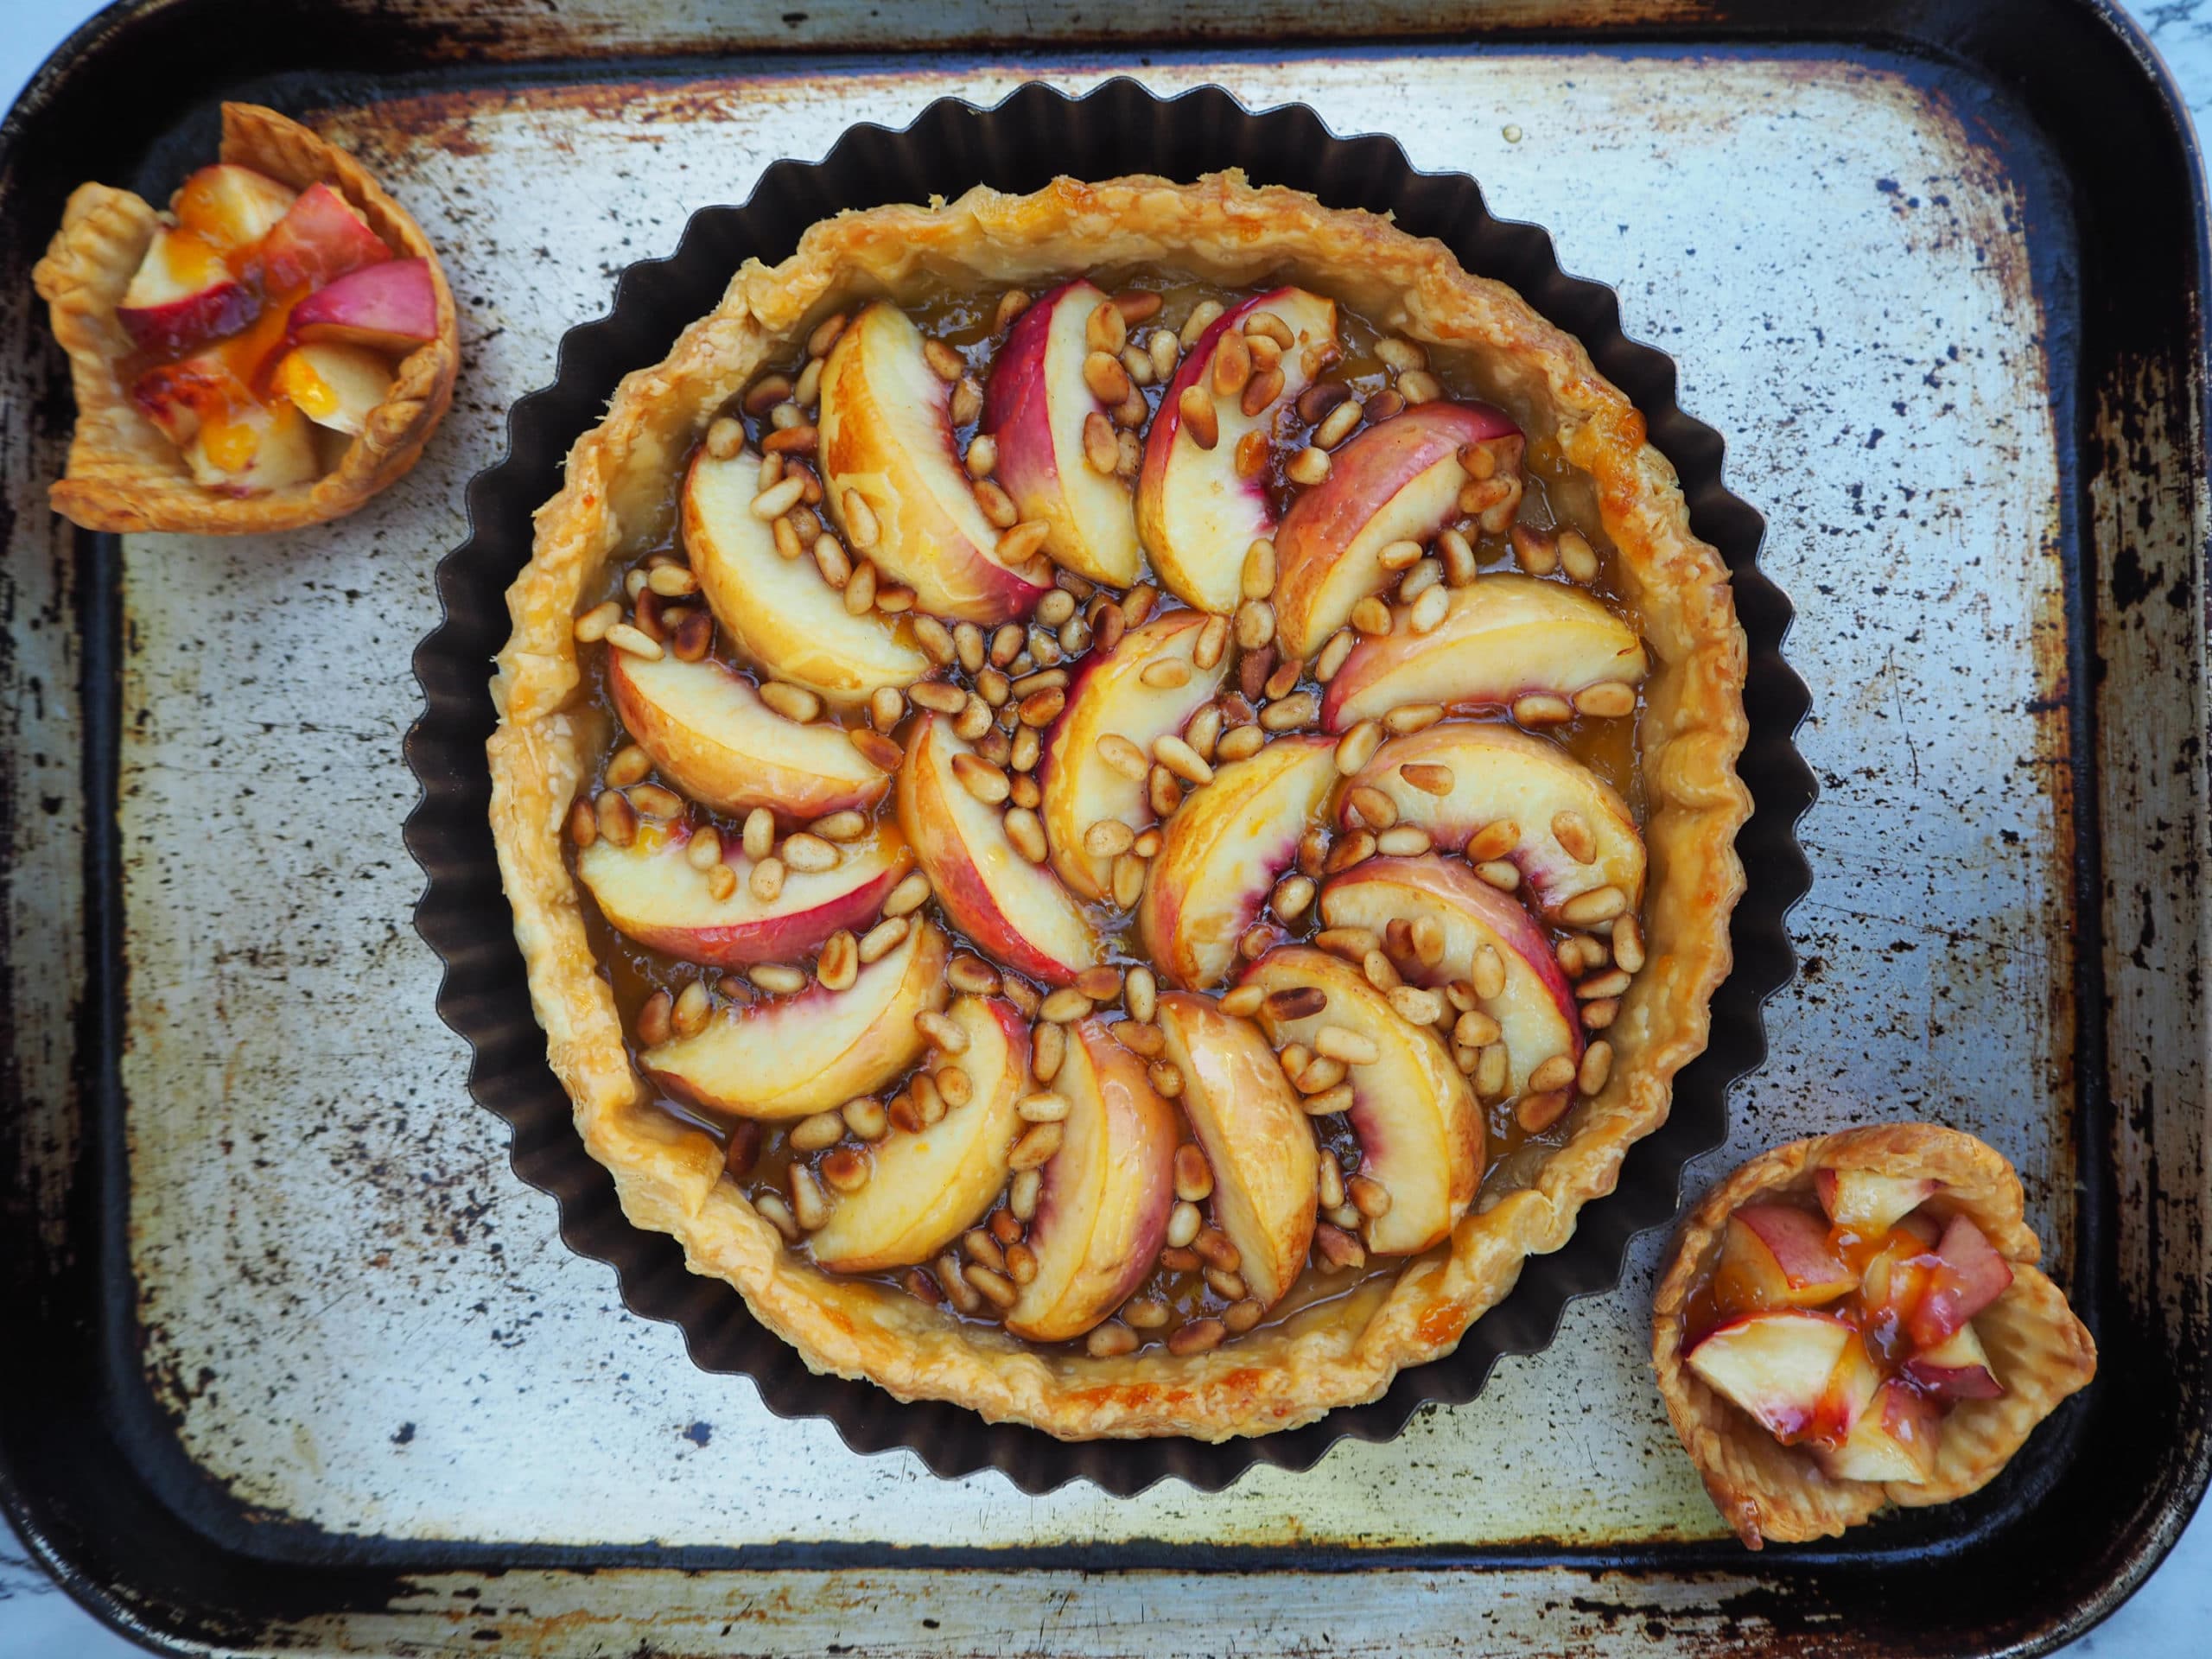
0,1 -> 2202,1655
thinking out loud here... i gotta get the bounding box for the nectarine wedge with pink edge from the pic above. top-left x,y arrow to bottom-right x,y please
288,257 -> 438,353
1346,721 -> 1644,918
1243,944 -> 1480,1255
576,819 -> 912,969
982,278 -> 1141,587
1273,401 -> 1520,658
820,300 -> 1053,625
641,919 -> 949,1120
608,649 -> 892,824
1321,572 -> 1648,731
896,712 -> 1103,987
683,446 -> 932,707
1005,1018 -> 1179,1342
1138,734 -> 1339,991
116,226 -> 255,357
1039,608 -> 1228,901
1685,1311 -> 1856,1444
257,181 -> 391,295
1318,854 -> 1580,1097
808,996 -> 1028,1273
1155,992 -> 1318,1308
1136,287 -> 1339,613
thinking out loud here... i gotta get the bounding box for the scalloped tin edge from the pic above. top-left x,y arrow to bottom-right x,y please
402,75 -> 1814,1497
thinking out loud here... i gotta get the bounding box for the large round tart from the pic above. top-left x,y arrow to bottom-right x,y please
488,171 -> 1750,1440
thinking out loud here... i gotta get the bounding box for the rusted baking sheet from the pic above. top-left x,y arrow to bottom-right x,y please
1,0 -> 2202,1655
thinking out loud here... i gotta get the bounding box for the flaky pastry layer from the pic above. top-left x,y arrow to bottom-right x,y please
1652,1122 -> 2097,1546
32,102 -> 458,534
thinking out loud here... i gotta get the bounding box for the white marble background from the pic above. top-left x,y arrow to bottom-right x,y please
1,0 -> 2206,1651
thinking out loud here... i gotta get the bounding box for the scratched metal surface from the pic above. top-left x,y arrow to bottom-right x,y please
95,47 -> 2087,1571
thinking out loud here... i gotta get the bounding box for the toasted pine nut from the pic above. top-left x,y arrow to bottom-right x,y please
1039,988 -> 1093,1024
1376,825 -> 1432,857
1383,701 -> 1445,734
914,1009 -> 969,1054
1010,1122 -> 1063,1170
605,622 -> 662,660
1314,398 -> 1363,449
1576,680 -> 1638,718
791,1110 -> 845,1152
1560,886 -> 1629,926
779,833 -> 838,874
760,681 -> 822,722
1154,734 -> 1213,785
1285,446 -> 1332,486
817,930 -> 859,990
883,871 -> 931,917
1314,1025 -> 1379,1065
1177,383 -> 1219,449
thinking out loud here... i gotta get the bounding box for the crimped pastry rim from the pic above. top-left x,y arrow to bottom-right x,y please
489,170 -> 1753,1440
1651,1122 -> 2099,1546
30,101 -> 459,535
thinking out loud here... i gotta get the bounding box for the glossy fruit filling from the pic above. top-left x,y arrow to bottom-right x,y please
567,274 -> 1658,1358
1684,1171 -> 2012,1484
116,162 -> 438,494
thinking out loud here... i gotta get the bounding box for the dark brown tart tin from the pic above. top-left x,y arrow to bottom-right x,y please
402,77 -> 1814,1494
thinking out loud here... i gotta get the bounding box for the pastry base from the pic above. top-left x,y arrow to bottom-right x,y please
31,102 -> 459,535
1652,1122 -> 2098,1546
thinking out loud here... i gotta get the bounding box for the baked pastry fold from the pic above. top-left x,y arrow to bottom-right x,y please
493,171 -> 1751,1440
32,101 -> 458,534
1652,1122 -> 2097,1546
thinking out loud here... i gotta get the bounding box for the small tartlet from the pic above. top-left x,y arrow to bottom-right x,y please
32,101 -> 459,534
493,171 -> 1751,1440
1652,1123 -> 2097,1548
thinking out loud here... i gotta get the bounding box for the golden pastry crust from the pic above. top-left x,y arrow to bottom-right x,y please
1651,1123 -> 2097,1546
31,101 -> 458,534
490,171 -> 1752,1440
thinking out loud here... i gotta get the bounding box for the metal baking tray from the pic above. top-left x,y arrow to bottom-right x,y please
408,74 -> 1810,1498
2,1 -> 2203,1654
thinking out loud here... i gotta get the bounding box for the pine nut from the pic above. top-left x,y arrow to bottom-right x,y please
1528,1054 -> 1578,1096
1383,702 -> 1444,734
1560,886 -> 1628,926
1177,383 -> 1219,449
1409,585 -> 1450,634
648,563 -> 699,598
605,622 -> 663,660
1240,365 -> 1286,418
1325,829 -> 1377,873
1348,1175 -> 1393,1219
1010,1122 -> 1063,1170
1285,446 -> 1332,486
842,1097 -> 888,1141
1010,1166 -> 1042,1221
1576,680 -> 1638,718
883,871 -> 931,917
1511,524 -> 1559,575
842,561 -> 877,615
1271,873 -> 1317,922
1154,734 -> 1213,785
1216,724 -> 1264,762
1169,1319 -> 1224,1356
1003,806 -> 1047,862
1032,1020 -> 1065,1084
760,681 -> 822,723
945,953 -> 999,995
1315,1223 -> 1365,1270
1559,530 -> 1599,583
1376,825 -> 1433,856
1179,298 -> 1224,347
1513,693 -> 1574,727
756,1192 -> 801,1243
1193,613 -> 1229,670
817,930 -> 859,990
749,960 -> 804,995
914,1009 -> 969,1054
1087,1322 -> 1138,1357
1039,988 -> 1092,1023
840,489 -> 879,550
791,1110 -> 845,1152
998,519 -> 1052,564
779,833 -> 838,873
1112,852 -> 1147,909
1398,368 -> 1442,404
1314,398 -> 1363,448
1314,1026 -> 1379,1065
1216,984 -> 1263,1020
1017,1090 -> 1070,1123
787,1164 -> 830,1230
952,752 -> 1011,804
751,475 -> 805,519
1389,986 -> 1443,1026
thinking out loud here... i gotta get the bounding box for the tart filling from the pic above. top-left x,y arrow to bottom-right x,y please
1653,1124 -> 2097,1547
33,101 -> 458,534
491,173 -> 1751,1440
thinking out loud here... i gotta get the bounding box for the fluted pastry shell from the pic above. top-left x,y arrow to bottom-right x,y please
31,101 -> 458,534
491,171 -> 1751,1439
1652,1122 -> 2097,1546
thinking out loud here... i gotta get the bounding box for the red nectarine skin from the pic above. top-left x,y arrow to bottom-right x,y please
1273,401 -> 1517,655
579,824 -> 911,969
289,257 -> 438,353
257,183 -> 392,296
1906,1214 -> 2015,1350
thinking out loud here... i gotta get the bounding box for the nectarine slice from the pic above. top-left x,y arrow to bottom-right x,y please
807,996 -> 1027,1273
642,920 -> 949,1119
